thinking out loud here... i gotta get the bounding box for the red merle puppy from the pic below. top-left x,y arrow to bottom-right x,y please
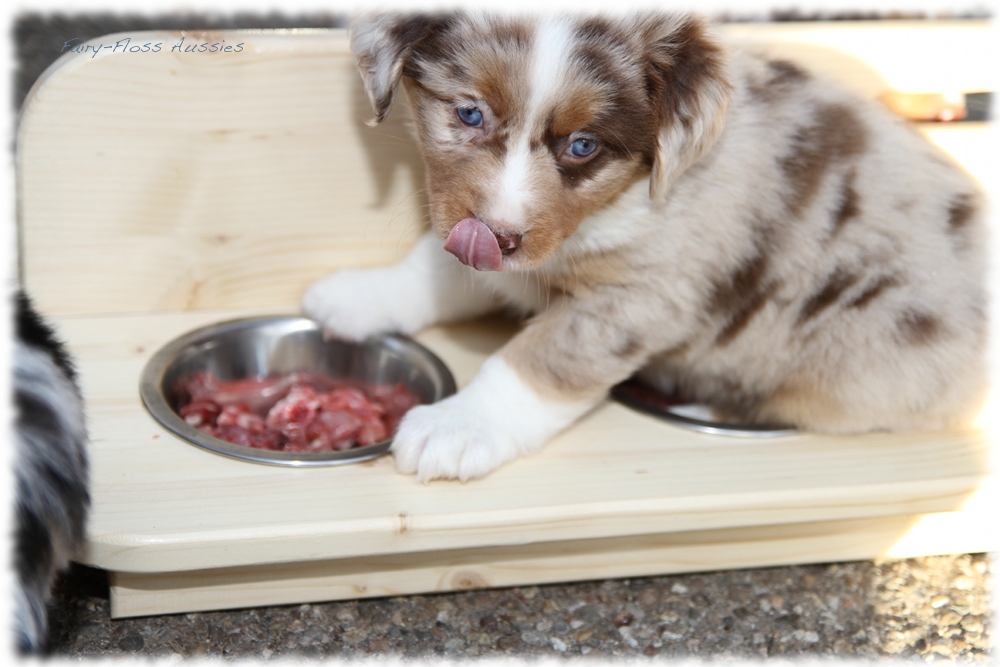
304,12 -> 988,482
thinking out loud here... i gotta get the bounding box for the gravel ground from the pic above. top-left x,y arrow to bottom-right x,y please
18,10 -> 995,663
45,554 -> 991,660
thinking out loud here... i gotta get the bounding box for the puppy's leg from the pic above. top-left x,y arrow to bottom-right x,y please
302,232 -> 502,341
392,294 -> 664,482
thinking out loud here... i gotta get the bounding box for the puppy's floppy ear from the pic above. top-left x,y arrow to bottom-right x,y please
350,13 -> 445,127
640,14 -> 732,200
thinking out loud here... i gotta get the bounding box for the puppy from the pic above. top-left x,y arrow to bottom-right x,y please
13,291 -> 90,652
303,11 -> 988,483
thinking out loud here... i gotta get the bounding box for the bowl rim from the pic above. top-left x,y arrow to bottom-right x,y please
609,381 -> 798,438
139,315 -> 457,467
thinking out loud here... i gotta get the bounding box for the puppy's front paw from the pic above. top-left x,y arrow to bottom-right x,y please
391,396 -> 528,483
302,268 -> 416,342
391,355 -> 598,483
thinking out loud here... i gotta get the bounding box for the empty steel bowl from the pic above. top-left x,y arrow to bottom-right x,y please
611,379 -> 797,438
140,316 -> 457,467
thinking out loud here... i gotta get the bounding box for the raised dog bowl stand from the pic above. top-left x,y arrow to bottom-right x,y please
17,24 -> 996,618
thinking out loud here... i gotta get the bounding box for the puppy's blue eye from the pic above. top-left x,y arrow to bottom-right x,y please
457,106 -> 484,127
569,137 -> 598,158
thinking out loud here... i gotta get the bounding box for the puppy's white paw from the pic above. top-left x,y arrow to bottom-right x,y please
391,395 -> 527,483
390,355 -> 599,483
302,268 -> 419,342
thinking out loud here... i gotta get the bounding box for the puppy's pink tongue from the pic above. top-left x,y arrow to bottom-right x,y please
444,218 -> 503,271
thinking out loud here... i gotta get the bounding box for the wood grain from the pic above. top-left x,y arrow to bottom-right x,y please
19,31 -> 427,316
109,492 -> 996,618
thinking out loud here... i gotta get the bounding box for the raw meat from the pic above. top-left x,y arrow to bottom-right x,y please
175,372 -> 421,453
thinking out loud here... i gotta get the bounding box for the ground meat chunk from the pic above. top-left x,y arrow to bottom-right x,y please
174,372 -> 421,453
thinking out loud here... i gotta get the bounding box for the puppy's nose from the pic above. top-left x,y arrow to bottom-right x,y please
495,232 -> 522,256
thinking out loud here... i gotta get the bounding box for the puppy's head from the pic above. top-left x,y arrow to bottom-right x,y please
352,11 -> 730,271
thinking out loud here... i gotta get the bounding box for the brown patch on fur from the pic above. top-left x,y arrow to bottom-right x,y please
847,275 -> 900,310
946,193 -> 976,232
397,15 -> 457,81
352,14 -> 455,124
482,17 -> 532,52
404,15 -> 531,125
547,90 -> 604,139
709,250 -> 769,315
767,59 -> 808,85
896,309 -> 943,345
573,41 -> 622,89
576,15 -> 629,48
831,169 -> 860,233
644,17 -> 726,131
473,71 -> 515,122
715,286 -> 774,345
708,241 -> 777,346
748,58 -> 810,103
640,14 -> 730,198
797,268 -> 861,324
466,35 -> 529,122
479,127 -> 513,158
779,103 -> 868,219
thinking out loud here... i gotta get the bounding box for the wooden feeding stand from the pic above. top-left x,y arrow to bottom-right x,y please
17,22 -> 995,618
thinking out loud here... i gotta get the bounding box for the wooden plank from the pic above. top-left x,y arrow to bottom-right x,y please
55,308 -> 991,575
108,484 -> 996,618
18,30 -> 427,316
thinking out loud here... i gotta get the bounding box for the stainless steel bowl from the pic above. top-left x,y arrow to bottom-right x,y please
611,379 -> 797,438
140,316 -> 457,467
